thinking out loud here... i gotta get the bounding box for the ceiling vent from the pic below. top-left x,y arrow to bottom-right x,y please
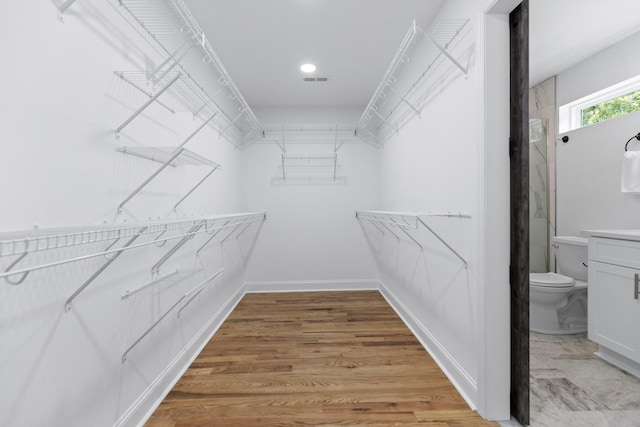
302,76 -> 330,83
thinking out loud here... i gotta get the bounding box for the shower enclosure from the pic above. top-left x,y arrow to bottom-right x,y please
529,118 -> 550,273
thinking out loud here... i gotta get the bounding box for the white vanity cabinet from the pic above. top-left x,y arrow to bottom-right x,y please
587,231 -> 640,376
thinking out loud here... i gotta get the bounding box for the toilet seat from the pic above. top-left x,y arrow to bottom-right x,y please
530,272 -> 574,288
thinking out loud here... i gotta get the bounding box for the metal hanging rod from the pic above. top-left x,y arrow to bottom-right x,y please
355,210 -> 470,266
122,268 -> 182,298
177,268 -> 225,317
0,213 -> 266,284
122,267 -> 224,362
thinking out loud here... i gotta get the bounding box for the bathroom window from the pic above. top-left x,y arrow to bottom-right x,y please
581,89 -> 640,126
559,74 -> 640,133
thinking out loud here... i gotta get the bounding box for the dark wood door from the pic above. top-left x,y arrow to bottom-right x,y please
509,1 -> 529,425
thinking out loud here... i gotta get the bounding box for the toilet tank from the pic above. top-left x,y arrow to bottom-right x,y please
553,236 -> 588,281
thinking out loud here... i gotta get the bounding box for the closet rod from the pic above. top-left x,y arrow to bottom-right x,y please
177,268 -> 224,318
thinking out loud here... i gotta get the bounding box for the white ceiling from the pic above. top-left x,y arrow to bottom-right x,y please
183,0 -> 640,109
530,0 -> 640,87
183,0 -> 444,107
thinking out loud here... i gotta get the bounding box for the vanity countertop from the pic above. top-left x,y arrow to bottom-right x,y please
582,229 -> 640,242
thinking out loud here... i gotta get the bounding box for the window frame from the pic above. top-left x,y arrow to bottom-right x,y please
559,74 -> 640,133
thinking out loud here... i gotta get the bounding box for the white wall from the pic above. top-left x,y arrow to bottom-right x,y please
374,0 -> 498,413
0,1 -> 516,425
556,31 -> 640,236
240,107 -> 380,286
0,2 -> 253,426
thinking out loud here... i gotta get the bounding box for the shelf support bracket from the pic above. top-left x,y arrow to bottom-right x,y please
218,108 -> 246,138
151,222 -> 205,278
371,107 -> 400,135
116,113 -> 216,215
221,224 -> 242,244
4,251 -> 31,285
423,32 -> 468,76
235,222 -> 253,240
386,85 -> 421,117
122,293 -> 186,362
150,39 -> 195,84
57,0 -> 78,21
115,73 -> 181,138
281,153 -> 287,181
391,221 -> 423,250
196,220 -> 230,256
65,227 -> 147,312
171,165 -> 220,212
114,71 -> 175,114
416,217 -> 467,266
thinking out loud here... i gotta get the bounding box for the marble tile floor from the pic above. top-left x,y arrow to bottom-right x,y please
530,332 -> 640,426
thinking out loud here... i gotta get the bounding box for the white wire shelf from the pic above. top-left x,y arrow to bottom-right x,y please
244,123 -> 376,150
1,212 -> 265,310
359,19 -> 470,145
0,213 -> 266,259
110,0 -> 260,145
280,153 -> 339,182
356,210 -> 470,266
117,146 -> 220,167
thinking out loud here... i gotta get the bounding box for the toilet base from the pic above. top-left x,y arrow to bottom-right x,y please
530,288 -> 588,335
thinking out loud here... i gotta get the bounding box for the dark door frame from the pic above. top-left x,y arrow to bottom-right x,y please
509,1 -> 529,425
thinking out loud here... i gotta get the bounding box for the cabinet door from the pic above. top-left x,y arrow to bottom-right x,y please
589,261 -> 640,361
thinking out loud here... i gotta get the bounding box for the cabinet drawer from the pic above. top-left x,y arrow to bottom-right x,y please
590,237 -> 640,269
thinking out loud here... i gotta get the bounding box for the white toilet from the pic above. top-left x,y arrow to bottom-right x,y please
530,236 -> 588,334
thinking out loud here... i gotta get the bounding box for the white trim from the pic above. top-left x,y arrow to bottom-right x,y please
244,279 -> 380,293
560,73 -> 640,133
378,281 -> 478,410
115,286 -> 246,427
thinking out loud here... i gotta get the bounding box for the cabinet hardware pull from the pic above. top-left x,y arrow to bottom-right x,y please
635,273 -> 640,300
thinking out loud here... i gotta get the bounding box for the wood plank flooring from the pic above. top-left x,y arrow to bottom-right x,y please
147,291 -> 497,426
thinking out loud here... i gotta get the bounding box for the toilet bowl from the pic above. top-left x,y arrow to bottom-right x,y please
530,236 -> 588,334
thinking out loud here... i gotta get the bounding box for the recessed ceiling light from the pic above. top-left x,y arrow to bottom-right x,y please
300,63 -> 317,73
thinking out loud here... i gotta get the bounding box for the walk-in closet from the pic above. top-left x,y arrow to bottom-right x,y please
1,0 -> 551,425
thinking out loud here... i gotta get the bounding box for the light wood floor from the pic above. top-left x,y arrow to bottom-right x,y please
147,291 -> 498,426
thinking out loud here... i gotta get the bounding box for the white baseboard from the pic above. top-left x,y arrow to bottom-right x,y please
244,279 -> 380,293
378,282 -> 478,410
115,286 -> 246,427
123,279 -> 478,426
